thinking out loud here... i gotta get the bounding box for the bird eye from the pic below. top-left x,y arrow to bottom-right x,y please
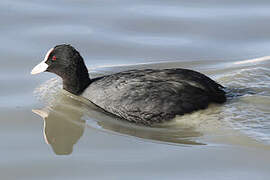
52,56 -> 57,61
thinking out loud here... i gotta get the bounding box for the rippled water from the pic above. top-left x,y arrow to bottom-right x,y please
1,0 -> 270,179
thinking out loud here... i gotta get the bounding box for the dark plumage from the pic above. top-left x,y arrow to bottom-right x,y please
31,44 -> 226,125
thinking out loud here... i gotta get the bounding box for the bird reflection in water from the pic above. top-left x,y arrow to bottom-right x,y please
32,93 -> 86,155
33,91 -> 205,155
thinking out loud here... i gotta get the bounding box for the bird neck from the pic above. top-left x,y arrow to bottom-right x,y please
63,75 -> 91,95
62,61 -> 91,95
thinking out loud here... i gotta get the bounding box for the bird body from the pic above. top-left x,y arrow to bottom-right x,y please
83,68 -> 225,125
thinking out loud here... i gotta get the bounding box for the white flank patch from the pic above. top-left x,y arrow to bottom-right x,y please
31,48 -> 54,74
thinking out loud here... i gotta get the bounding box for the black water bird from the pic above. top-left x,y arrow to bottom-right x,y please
31,44 -> 226,125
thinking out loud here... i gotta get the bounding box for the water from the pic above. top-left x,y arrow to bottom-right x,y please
1,0 -> 270,179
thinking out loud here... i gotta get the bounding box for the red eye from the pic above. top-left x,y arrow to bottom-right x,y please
52,56 -> 57,61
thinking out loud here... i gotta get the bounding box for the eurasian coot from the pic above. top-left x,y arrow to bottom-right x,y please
31,44 -> 226,125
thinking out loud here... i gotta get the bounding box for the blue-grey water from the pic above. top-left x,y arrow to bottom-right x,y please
1,0 -> 270,179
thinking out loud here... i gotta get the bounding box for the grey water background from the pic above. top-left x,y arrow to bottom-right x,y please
1,0 -> 270,179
